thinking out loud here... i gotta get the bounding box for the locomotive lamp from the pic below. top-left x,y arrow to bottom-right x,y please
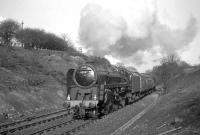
93,94 -> 97,100
67,95 -> 71,100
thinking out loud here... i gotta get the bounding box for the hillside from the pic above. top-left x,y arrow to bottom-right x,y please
122,68 -> 200,134
0,46 -> 87,122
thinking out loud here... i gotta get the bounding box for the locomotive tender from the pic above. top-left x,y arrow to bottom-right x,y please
64,62 -> 155,118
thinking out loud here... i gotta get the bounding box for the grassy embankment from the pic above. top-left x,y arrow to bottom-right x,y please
0,46 -> 86,122
124,67 -> 200,135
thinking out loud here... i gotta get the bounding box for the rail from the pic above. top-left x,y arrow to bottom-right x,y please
0,109 -> 69,135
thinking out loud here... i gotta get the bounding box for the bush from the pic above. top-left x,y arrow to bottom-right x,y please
152,54 -> 190,88
16,28 -> 70,51
0,19 -> 20,46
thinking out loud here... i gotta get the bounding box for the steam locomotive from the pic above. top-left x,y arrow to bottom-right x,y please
64,62 -> 155,118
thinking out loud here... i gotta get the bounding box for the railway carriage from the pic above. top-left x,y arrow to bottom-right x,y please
64,62 -> 155,118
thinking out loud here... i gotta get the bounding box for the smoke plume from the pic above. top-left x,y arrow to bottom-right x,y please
79,3 -> 198,69
79,4 -> 126,56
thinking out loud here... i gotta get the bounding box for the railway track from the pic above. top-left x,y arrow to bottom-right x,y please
0,109 -> 94,135
0,109 -> 70,135
0,93 -> 155,135
0,110 -> 110,135
29,119 -> 92,135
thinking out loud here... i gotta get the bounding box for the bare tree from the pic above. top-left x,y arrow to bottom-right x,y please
61,33 -> 73,47
61,33 -> 67,41
0,19 -> 20,46
16,28 -> 70,51
152,54 -> 186,90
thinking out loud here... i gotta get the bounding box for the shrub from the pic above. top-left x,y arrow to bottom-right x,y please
0,19 -> 20,46
16,28 -> 69,51
152,54 -> 190,88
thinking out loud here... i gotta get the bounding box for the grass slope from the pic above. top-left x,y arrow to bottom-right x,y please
124,68 -> 200,135
0,46 -> 85,122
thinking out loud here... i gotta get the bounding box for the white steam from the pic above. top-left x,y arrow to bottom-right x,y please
78,1 -> 198,71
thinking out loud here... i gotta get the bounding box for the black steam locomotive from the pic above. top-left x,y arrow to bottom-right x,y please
64,62 -> 155,118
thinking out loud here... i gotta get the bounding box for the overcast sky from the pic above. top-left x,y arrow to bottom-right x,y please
0,0 -> 200,72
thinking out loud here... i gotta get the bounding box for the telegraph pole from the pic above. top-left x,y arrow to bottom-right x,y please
21,21 -> 24,30
21,21 -> 24,47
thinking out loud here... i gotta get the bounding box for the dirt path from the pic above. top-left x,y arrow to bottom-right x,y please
110,94 -> 159,135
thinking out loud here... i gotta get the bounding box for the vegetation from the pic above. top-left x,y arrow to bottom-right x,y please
152,54 -> 190,89
0,19 -> 79,53
115,62 -> 137,72
0,19 -> 20,46
16,28 -> 69,50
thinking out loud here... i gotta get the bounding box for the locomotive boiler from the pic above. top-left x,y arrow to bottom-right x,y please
64,62 -> 155,118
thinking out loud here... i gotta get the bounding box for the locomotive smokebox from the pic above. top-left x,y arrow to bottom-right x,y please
73,64 -> 97,88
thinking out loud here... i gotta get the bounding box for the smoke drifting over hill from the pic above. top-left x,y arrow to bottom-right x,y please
79,2 -> 198,69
